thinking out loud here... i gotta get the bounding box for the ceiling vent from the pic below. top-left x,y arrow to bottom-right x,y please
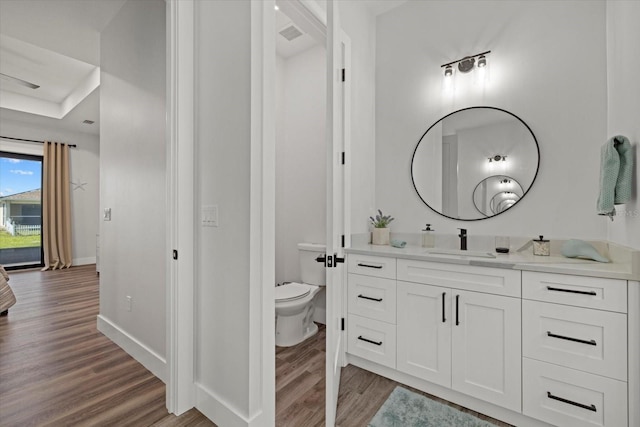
279,24 -> 303,41
82,120 -> 95,125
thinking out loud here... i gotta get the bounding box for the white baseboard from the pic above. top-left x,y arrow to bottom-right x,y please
97,314 -> 167,382
73,257 -> 96,266
196,384 -> 251,427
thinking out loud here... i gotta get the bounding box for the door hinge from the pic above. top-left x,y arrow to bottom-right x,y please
341,68 -> 345,82
341,151 -> 345,165
341,317 -> 345,331
172,249 -> 178,260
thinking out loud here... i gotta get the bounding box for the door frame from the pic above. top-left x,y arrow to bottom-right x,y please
166,0 -> 350,423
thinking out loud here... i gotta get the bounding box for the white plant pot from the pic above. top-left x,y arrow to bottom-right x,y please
372,228 -> 390,245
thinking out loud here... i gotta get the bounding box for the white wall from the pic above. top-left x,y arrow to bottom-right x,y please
194,0 -> 253,421
98,0 -> 166,377
275,45 -> 326,285
606,0 -> 640,250
0,120 -> 99,265
375,0 -> 608,241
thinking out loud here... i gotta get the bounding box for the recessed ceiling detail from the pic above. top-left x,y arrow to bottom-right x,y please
0,34 -> 100,120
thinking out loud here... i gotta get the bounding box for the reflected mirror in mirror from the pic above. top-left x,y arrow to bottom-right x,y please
411,106 -> 539,221
473,175 -> 524,217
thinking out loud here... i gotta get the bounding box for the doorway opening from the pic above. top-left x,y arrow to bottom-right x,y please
0,151 -> 43,269
274,3 -> 328,423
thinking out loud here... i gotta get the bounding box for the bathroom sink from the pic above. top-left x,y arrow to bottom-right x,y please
423,248 -> 497,259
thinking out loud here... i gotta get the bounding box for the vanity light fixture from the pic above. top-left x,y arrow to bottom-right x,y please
500,179 -> 511,184
488,155 -> 506,162
441,50 -> 491,75
444,65 -> 453,77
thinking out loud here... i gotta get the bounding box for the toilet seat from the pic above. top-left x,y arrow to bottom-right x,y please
275,282 -> 311,303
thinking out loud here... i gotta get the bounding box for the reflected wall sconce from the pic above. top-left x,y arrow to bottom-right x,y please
500,179 -> 512,184
441,50 -> 491,76
488,155 -> 506,162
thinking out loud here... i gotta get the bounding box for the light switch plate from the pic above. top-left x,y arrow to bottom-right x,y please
202,205 -> 218,227
103,208 -> 111,221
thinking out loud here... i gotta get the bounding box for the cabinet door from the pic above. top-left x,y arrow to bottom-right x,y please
451,290 -> 521,412
397,281 -> 451,388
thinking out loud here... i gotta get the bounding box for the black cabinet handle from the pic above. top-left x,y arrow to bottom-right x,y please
547,331 -> 597,346
546,286 -> 597,296
442,292 -> 446,323
357,336 -> 382,346
547,392 -> 597,412
455,295 -> 460,326
357,294 -> 382,302
357,263 -> 383,269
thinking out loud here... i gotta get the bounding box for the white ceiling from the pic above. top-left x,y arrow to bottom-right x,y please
0,0 -> 126,136
0,0 -> 408,137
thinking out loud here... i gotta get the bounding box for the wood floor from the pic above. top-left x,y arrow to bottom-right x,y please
0,265 -> 213,427
1,265 -> 512,427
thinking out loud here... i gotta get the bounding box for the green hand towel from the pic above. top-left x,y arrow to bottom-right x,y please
597,135 -> 633,219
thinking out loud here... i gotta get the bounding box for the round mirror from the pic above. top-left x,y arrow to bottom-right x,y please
473,175 -> 524,217
411,106 -> 539,221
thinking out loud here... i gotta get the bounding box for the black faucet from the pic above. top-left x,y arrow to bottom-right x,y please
458,228 -> 467,250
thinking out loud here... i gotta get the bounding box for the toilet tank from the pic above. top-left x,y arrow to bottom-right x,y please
298,243 -> 326,286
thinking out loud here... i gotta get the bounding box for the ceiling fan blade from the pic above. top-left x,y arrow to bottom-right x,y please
0,72 -> 40,89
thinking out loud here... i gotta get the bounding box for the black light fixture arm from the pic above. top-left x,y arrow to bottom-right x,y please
441,50 -> 491,68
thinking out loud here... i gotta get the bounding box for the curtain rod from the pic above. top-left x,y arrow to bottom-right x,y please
0,136 -> 77,148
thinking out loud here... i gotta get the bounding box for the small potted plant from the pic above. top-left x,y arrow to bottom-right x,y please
370,209 -> 394,245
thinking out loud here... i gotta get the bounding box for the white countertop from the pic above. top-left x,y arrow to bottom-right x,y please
345,243 -> 640,281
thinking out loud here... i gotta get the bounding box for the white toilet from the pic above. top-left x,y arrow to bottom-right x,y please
275,243 -> 326,347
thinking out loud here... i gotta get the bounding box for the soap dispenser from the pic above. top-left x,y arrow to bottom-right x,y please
422,224 -> 435,248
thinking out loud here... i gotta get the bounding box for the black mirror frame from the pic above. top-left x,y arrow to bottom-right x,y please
410,106 -> 540,221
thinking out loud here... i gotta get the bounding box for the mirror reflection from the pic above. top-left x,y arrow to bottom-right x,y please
473,175 -> 524,216
411,107 -> 539,221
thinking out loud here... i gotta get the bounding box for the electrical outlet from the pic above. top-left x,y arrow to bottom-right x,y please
103,208 -> 112,221
126,296 -> 132,312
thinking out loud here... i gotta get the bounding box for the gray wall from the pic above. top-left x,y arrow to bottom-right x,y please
99,0 -> 166,366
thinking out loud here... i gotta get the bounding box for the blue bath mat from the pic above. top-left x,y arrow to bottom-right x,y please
369,386 -> 496,427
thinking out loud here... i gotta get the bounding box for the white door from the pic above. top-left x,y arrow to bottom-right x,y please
397,281 -> 452,387
451,290 -> 522,412
325,0 -> 349,425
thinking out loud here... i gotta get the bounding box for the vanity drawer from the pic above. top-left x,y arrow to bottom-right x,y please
347,313 -> 396,368
523,358 -> 627,427
522,271 -> 627,313
348,274 -> 396,324
397,259 -> 521,297
523,300 -> 627,381
347,254 -> 396,279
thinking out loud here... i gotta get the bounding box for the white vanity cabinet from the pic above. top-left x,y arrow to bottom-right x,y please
396,260 -> 522,412
521,271 -> 629,427
346,254 -> 397,368
344,249 -> 638,427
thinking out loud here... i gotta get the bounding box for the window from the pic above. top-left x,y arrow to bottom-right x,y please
0,151 -> 44,269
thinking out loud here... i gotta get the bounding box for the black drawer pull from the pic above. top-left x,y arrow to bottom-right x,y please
546,286 -> 597,296
442,292 -> 446,323
357,294 -> 382,302
547,392 -> 597,412
547,331 -> 596,346
357,263 -> 383,269
358,336 -> 382,346
455,295 -> 460,326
